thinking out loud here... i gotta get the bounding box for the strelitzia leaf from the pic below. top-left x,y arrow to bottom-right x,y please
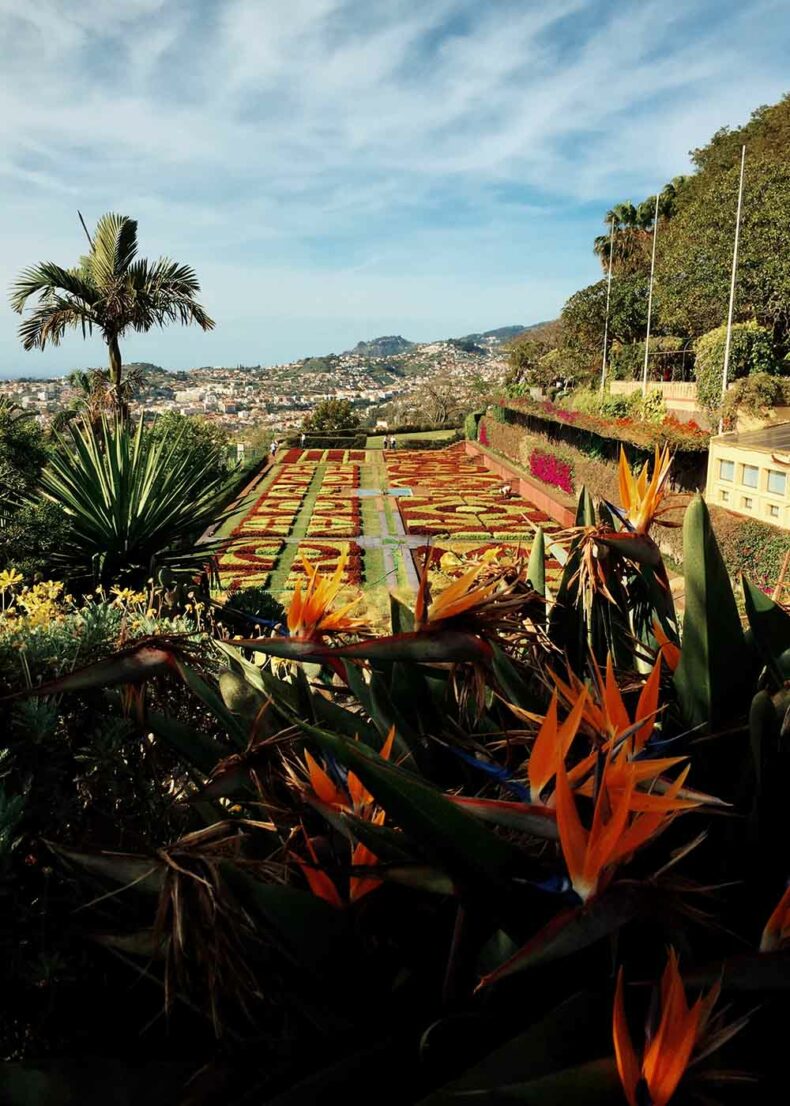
219,862 -> 346,973
49,844 -> 163,895
147,710 -> 226,775
13,642 -> 176,698
477,883 -> 646,988
527,526 -> 546,598
743,573 -> 790,683
449,796 -> 558,840
418,991 -> 611,1104
674,496 -> 753,729
236,631 -> 493,665
390,592 -> 416,633
418,1059 -> 619,1104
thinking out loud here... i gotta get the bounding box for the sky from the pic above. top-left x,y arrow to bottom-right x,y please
0,0 -> 788,378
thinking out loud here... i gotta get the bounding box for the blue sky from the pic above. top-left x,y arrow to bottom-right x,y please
0,0 -> 788,377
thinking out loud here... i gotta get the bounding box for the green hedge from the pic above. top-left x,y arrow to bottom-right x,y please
492,399 -> 708,492
695,321 -> 780,413
392,433 -> 463,450
480,415 -> 790,589
464,411 -> 483,440
285,432 -> 368,448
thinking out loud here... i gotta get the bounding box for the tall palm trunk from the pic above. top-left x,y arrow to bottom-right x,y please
107,333 -> 128,418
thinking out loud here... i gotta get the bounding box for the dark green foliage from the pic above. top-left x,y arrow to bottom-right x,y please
561,275 -> 650,351
39,415 -> 230,585
463,411 -> 482,440
302,398 -> 361,434
0,399 -> 50,520
722,371 -> 790,422
146,411 -> 231,486
674,496 -> 753,729
225,585 -> 286,626
656,97 -> 790,343
0,500 -> 71,578
695,321 -> 780,413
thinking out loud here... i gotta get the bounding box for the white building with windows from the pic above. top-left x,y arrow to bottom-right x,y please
706,424 -> 790,527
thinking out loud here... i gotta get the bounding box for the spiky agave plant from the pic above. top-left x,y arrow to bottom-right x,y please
39,413 -> 230,586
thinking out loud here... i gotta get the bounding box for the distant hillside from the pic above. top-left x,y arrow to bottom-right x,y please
457,325 -> 528,345
350,335 -> 414,358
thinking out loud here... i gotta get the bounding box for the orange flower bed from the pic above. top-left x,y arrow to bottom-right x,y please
283,541 -> 364,590
217,539 -> 284,592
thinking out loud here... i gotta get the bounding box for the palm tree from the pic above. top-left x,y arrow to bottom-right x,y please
10,212 -> 214,402
51,366 -> 146,432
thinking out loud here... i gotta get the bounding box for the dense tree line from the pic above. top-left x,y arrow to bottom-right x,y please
509,95 -> 790,401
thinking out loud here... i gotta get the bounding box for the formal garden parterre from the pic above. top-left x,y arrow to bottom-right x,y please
214,445 -> 561,608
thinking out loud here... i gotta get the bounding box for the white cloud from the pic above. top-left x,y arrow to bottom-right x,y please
0,0 -> 787,372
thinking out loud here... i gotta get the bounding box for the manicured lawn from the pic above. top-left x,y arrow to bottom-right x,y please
365,428 -> 459,448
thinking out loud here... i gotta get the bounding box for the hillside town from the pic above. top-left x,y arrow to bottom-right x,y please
0,327 -> 518,437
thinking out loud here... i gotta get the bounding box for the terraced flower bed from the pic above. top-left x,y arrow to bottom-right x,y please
213,445 -> 561,607
387,450 -> 561,541
283,540 -> 364,590
415,540 -> 564,589
216,539 -> 284,591
283,448 -> 368,464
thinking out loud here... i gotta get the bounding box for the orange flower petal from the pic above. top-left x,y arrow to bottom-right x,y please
612,967 -> 640,1106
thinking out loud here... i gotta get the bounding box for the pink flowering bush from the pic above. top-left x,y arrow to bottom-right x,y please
478,419 -> 489,446
529,449 -> 574,495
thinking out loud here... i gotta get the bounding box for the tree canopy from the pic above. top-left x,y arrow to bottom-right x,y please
302,398 -> 361,434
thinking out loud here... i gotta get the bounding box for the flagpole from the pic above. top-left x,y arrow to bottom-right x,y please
641,191 -> 660,396
719,144 -> 747,435
600,220 -> 615,394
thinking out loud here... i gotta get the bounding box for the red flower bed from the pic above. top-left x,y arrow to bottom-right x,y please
287,541 -> 364,586
529,449 -> 574,496
281,448 -> 303,463
496,396 -> 710,451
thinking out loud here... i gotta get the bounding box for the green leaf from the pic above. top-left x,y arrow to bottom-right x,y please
219,669 -> 266,716
489,644 -> 543,712
239,630 -> 493,665
419,1059 -> 619,1104
418,992 -> 613,1105
477,883 -> 645,987
450,797 -> 558,841
172,657 -> 248,748
686,950 -> 790,992
147,710 -> 226,775
390,592 -> 415,633
366,668 -> 423,765
576,486 -> 595,527
674,496 -> 753,729
18,643 -> 175,698
743,573 -> 790,682
219,862 -> 346,973
526,526 -> 546,598
49,844 -> 163,894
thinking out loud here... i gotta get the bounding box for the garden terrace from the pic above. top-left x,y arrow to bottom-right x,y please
490,396 -> 709,492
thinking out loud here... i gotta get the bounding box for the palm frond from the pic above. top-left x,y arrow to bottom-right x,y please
88,212 -> 139,287
127,258 -> 215,331
17,298 -> 96,350
10,262 -> 97,313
